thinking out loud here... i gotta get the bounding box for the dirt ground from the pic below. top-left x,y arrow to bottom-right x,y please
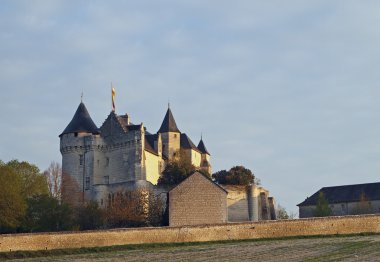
10,235 -> 380,262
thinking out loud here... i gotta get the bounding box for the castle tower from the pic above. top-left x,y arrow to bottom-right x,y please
197,137 -> 212,174
157,106 -> 181,160
59,102 -> 100,205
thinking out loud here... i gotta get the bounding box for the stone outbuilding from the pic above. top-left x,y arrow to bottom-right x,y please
169,172 -> 228,226
298,182 -> 380,218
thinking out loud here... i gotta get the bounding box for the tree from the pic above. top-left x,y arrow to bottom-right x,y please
5,160 -> 48,198
352,192 -> 373,215
76,201 -> 105,230
22,194 -> 73,232
313,192 -> 332,217
158,149 -> 197,186
0,165 -> 27,232
158,161 -> 195,186
105,189 -> 165,228
212,166 -> 255,186
276,204 -> 289,219
212,170 -> 229,184
44,161 -> 62,200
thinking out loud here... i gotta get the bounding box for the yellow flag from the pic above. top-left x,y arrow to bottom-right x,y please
111,83 -> 116,111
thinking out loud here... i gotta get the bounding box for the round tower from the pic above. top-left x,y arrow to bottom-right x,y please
59,102 -> 100,206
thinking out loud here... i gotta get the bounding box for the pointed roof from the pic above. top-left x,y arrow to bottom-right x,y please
59,102 -> 99,137
180,134 -> 201,153
158,108 -> 180,133
197,138 -> 210,155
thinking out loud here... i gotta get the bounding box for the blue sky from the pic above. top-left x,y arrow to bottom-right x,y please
1,1 -> 380,215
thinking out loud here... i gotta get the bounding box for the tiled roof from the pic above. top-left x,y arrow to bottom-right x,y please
158,108 -> 180,133
297,182 -> 380,206
60,102 -> 99,137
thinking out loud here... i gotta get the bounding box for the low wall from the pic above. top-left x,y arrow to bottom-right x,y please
1,214 -> 380,252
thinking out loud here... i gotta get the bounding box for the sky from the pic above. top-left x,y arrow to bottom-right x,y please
1,1 -> 380,216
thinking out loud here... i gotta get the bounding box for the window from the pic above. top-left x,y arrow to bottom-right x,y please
97,159 -> 100,167
85,177 -> 90,190
106,157 -> 110,167
104,176 -> 109,184
79,154 -> 84,165
100,199 -> 103,206
174,134 -> 177,138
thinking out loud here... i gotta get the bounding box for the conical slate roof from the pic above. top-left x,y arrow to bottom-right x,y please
59,102 -> 99,137
158,108 -> 180,133
197,138 -> 210,155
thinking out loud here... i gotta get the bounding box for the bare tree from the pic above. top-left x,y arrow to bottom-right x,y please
105,188 -> 165,228
44,161 -> 62,200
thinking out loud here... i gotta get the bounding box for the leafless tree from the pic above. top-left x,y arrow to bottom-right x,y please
105,188 -> 165,228
44,161 -> 62,200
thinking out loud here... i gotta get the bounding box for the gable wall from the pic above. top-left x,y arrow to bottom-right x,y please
169,173 -> 227,226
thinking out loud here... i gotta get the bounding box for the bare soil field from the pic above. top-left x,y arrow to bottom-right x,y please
5,235 -> 380,262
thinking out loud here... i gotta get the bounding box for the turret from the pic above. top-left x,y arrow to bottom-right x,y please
59,102 -> 100,206
157,106 -> 181,160
197,137 -> 211,174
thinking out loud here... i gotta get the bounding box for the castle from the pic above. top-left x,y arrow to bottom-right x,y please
59,101 -> 211,206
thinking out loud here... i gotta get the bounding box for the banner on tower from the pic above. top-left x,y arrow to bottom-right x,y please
111,83 -> 116,111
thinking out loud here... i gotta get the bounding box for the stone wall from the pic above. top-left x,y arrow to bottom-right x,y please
225,185 -> 276,222
1,214 -> 380,252
225,185 -> 249,221
169,172 -> 227,226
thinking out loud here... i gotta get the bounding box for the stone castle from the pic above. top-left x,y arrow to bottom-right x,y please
59,101 -> 211,206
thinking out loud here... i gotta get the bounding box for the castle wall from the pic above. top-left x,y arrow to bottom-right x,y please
144,150 -> 161,185
169,173 -> 227,226
190,149 -> 202,167
2,214 -> 380,252
225,185 -> 249,222
224,185 -> 275,222
99,114 -> 144,183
